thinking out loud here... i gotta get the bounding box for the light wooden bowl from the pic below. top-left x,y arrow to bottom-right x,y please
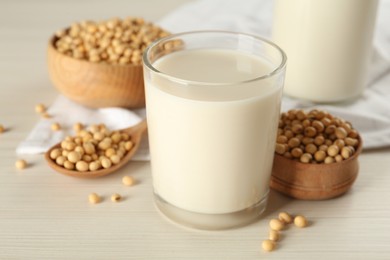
270,136 -> 363,200
47,36 -> 145,108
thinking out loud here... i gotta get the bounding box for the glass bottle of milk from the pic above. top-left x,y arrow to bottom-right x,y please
272,0 -> 378,102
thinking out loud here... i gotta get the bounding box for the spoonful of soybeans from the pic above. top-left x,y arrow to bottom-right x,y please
44,120 -> 147,178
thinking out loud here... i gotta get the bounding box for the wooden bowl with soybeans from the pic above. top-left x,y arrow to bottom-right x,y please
47,17 -> 170,109
271,109 -> 363,200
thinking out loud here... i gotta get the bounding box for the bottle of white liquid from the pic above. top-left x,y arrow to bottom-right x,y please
272,0 -> 378,102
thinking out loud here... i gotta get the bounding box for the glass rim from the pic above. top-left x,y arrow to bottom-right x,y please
142,30 -> 287,86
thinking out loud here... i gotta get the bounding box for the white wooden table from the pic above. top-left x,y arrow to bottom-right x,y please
1,0 -> 390,259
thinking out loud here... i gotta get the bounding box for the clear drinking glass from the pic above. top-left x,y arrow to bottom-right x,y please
143,31 -> 286,230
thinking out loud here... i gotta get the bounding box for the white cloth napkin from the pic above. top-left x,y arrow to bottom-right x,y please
16,96 -> 150,160
17,0 -> 390,156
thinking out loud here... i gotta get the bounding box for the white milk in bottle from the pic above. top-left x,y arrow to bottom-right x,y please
272,0 -> 378,102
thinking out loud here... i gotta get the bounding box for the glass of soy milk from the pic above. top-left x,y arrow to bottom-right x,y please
143,31 -> 286,230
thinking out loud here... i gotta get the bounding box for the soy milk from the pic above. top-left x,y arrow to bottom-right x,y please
272,0 -> 378,102
145,49 -> 283,214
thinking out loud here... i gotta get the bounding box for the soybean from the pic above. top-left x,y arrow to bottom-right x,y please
88,193 -> 100,204
294,215 -> 308,228
262,240 -> 275,252
278,212 -> 293,224
111,193 -> 121,202
51,122 -> 61,131
122,176 -> 135,186
269,219 -> 284,231
15,159 -> 27,169
35,104 -> 46,114
269,230 -> 280,242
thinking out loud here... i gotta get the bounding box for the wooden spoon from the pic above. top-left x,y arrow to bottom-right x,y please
44,120 -> 147,178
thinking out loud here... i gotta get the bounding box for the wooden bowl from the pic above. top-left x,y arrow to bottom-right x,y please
270,137 -> 363,200
47,36 -> 145,109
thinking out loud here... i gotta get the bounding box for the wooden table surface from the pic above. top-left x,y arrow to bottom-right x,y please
1,0 -> 390,259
